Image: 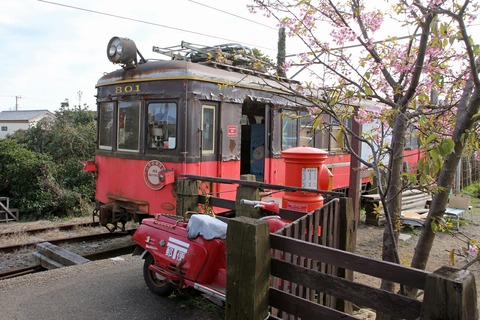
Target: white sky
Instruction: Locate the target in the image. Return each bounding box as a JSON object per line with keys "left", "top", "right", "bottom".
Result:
{"left": 0, "top": 0, "right": 287, "bottom": 112}
{"left": 1, "top": 1, "right": 479, "bottom": 112}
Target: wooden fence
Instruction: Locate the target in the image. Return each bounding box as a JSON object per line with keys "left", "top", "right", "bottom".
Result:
{"left": 176, "top": 175, "right": 478, "bottom": 320}
{"left": 237, "top": 206, "right": 477, "bottom": 319}
{"left": 0, "top": 197, "right": 20, "bottom": 223}
{"left": 269, "top": 198, "right": 352, "bottom": 316}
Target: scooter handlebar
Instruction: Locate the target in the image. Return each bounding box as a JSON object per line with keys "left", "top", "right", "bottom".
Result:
{"left": 240, "top": 199, "right": 279, "bottom": 214}
{"left": 240, "top": 199, "right": 259, "bottom": 206}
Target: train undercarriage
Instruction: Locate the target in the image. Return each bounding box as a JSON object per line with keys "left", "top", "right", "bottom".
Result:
{"left": 94, "top": 197, "right": 149, "bottom": 233}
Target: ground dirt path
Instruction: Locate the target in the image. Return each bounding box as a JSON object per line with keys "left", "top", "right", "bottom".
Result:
{"left": 355, "top": 196, "right": 480, "bottom": 316}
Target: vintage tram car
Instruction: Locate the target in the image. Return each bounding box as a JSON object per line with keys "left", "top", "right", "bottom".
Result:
{"left": 84, "top": 37, "right": 418, "bottom": 231}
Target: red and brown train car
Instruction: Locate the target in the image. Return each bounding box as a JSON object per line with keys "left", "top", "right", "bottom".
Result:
{"left": 85, "top": 37, "right": 419, "bottom": 231}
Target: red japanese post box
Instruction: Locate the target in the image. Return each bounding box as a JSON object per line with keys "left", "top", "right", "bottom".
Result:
{"left": 281, "top": 147, "right": 332, "bottom": 212}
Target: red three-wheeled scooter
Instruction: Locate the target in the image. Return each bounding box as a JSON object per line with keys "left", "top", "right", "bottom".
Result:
{"left": 132, "top": 199, "right": 286, "bottom": 301}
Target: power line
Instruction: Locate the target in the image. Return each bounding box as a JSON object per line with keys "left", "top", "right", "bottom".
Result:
{"left": 36, "top": 0, "right": 275, "bottom": 51}
{"left": 187, "top": 0, "right": 276, "bottom": 30}
{"left": 0, "top": 95, "right": 59, "bottom": 105}
{"left": 288, "top": 34, "right": 423, "bottom": 78}
{"left": 286, "top": 34, "right": 420, "bottom": 58}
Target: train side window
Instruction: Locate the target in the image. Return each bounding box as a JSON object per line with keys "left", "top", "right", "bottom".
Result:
{"left": 281, "top": 111, "right": 298, "bottom": 150}
{"left": 117, "top": 101, "right": 140, "bottom": 152}
{"left": 405, "top": 124, "right": 418, "bottom": 149}
{"left": 202, "top": 105, "right": 215, "bottom": 154}
{"left": 299, "top": 113, "right": 315, "bottom": 147}
{"left": 99, "top": 102, "right": 114, "bottom": 150}
{"left": 147, "top": 102, "right": 177, "bottom": 149}
{"left": 329, "top": 117, "right": 351, "bottom": 152}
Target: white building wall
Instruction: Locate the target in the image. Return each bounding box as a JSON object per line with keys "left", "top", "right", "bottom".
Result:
{"left": 0, "top": 122, "right": 31, "bottom": 139}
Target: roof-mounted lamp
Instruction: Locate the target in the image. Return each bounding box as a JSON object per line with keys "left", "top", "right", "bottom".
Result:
{"left": 107, "top": 37, "right": 138, "bottom": 68}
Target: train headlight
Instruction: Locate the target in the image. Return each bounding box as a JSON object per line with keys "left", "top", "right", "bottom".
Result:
{"left": 107, "top": 37, "right": 138, "bottom": 67}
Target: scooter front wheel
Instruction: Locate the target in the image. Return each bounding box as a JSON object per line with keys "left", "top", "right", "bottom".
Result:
{"left": 143, "top": 253, "right": 175, "bottom": 296}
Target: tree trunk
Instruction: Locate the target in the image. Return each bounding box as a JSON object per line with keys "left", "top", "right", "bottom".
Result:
{"left": 383, "top": 110, "right": 408, "bottom": 264}
{"left": 376, "top": 110, "right": 408, "bottom": 320}
{"left": 409, "top": 85, "right": 480, "bottom": 295}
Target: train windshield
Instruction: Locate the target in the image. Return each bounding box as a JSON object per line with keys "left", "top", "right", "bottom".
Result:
{"left": 98, "top": 102, "right": 114, "bottom": 150}
{"left": 147, "top": 102, "right": 177, "bottom": 150}
{"left": 118, "top": 101, "right": 141, "bottom": 151}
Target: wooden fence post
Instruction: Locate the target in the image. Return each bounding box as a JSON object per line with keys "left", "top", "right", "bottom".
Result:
{"left": 421, "top": 266, "right": 478, "bottom": 319}
{"left": 235, "top": 174, "right": 260, "bottom": 218}
{"left": 336, "top": 197, "right": 355, "bottom": 314}
{"left": 176, "top": 179, "right": 198, "bottom": 217}
{"left": 226, "top": 216, "right": 270, "bottom": 320}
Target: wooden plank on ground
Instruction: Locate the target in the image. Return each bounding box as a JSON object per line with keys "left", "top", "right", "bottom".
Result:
{"left": 33, "top": 252, "right": 65, "bottom": 270}
{"left": 36, "top": 242, "right": 90, "bottom": 268}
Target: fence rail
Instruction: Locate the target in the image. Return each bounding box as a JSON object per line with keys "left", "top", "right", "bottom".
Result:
{"left": 264, "top": 203, "right": 476, "bottom": 320}
{"left": 269, "top": 234, "right": 426, "bottom": 319}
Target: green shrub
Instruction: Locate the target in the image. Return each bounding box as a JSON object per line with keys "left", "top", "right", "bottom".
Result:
{"left": 462, "top": 181, "right": 480, "bottom": 197}
{"left": 0, "top": 139, "right": 56, "bottom": 219}
{"left": 0, "top": 104, "right": 96, "bottom": 220}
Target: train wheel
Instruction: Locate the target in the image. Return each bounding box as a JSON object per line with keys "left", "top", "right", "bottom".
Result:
{"left": 143, "top": 254, "right": 175, "bottom": 296}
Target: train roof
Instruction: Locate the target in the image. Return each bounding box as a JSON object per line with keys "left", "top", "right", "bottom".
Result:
{"left": 96, "top": 59, "right": 299, "bottom": 94}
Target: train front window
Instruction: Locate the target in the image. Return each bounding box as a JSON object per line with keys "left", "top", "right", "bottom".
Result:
{"left": 282, "top": 111, "right": 298, "bottom": 150}
{"left": 118, "top": 101, "right": 140, "bottom": 151}
{"left": 99, "top": 102, "right": 114, "bottom": 150}
{"left": 147, "top": 102, "right": 177, "bottom": 149}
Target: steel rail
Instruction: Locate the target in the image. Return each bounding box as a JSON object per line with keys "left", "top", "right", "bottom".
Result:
{"left": 0, "top": 243, "right": 137, "bottom": 280}
{"left": 0, "top": 229, "right": 136, "bottom": 254}
{"left": 0, "top": 222, "right": 100, "bottom": 238}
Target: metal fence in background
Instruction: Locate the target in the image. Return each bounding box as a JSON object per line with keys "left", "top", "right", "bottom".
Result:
{"left": 456, "top": 156, "right": 480, "bottom": 192}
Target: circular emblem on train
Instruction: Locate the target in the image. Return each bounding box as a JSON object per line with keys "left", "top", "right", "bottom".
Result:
{"left": 144, "top": 160, "right": 167, "bottom": 190}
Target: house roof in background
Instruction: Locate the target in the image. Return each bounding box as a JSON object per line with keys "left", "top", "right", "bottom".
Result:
{"left": 0, "top": 110, "right": 55, "bottom": 122}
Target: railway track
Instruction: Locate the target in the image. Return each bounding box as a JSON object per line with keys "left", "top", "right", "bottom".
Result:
{"left": 0, "top": 225, "right": 138, "bottom": 280}
{"left": 0, "top": 243, "right": 137, "bottom": 280}
{"left": 0, "top": 265, "right": 42, "bottom": 280}
{"left": 0, "top": 221, "right": 100, "bottom": 238}
{"left": 0, "top": 228, "right": 136, "bottom": 254}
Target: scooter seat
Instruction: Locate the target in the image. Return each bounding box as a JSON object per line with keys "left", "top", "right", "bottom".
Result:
{"left": 187, "top": 214, "right": 227, "bottom": 240}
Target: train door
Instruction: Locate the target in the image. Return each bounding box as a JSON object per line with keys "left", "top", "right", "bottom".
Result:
{"left": 196, "top": 103, "right": 217, "bottom": 198}
{"left": 218, "top": 102, "right": 242, "bottom": 180}
{"left": 200, "top": 103, "right": 217, "bottom": 168}
{"left": 240, "top": 101, "right": 267, "bottom": 182}
{"left": 199, "top": 101, "right": 242, "bottom": 200}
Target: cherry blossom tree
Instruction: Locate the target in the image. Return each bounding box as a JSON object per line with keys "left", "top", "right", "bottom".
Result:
{"left": 250, "top": 0, "right": 480, "bottom": 303}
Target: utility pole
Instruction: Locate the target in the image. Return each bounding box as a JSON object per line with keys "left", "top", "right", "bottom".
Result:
{"left": 77, "top": 91, "right": 83, "bottom": 107}
{"left": 15, "top": 96, "right": 22, "bottom": 110}
{"left": 276, "top": 27, "right": 286, "bottom": 78}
